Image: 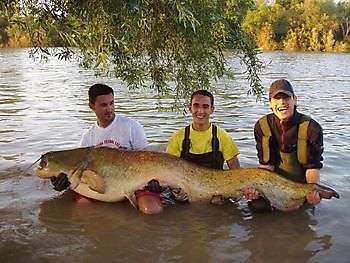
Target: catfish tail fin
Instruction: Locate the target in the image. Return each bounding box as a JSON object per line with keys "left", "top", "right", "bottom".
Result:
{"left": 314, "top": 184, "right": 339, "bottom": 199}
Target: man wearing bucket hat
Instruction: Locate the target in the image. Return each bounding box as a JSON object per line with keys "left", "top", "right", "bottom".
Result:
{"left": 245, "top": 79, "right": 324, "bottom": 211}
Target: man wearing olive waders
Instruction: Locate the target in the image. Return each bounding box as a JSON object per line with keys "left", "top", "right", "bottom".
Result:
{"left": 246, "top": 79, "right": 324, "bottom": 212}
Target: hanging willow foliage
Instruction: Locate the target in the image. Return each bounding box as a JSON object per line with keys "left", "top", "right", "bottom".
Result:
{"left": 17, "top": 0, "right": 264, "bottom": 103}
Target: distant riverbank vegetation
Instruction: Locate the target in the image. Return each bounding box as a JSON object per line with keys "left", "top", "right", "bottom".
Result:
{"left": 242, "top": 0, "right": 350, "bottom": 52}
{"left": 1, "top": 0, "right": 349, "bottom": 52}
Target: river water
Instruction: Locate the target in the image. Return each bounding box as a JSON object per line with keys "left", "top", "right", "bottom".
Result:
{"left": 0, "top": 49, "right": 349, "bottom": 262}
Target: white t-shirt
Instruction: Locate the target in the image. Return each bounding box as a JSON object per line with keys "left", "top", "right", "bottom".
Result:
{"left": 79, "top": 115, "right": 148, "bottom": 150}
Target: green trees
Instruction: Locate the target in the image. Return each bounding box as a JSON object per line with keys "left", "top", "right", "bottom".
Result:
{"left": 335, "top": 1, "right": 350, "bottom": 47}
{"left": 1, "top": 1, "right": 349, "bottom": 100}
{"left": 0, "top": 13, "right": 9, "bottom": 46}
{"left": 0, "top": 0, "right": 31, "bottom": 47}
{"left": 13, "top": 0, "right": 263, "bottom": 101}
{"left": 284, "top": 0, "right": 340, "bottom": 52}
{"left": 243, "top": 3, "right": 287, "bottom": 50}
{"left": 242, "top": 0, "right": 349, "bottom": 52}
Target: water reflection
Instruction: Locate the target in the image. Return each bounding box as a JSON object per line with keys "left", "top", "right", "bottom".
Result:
{"left": 244, "top": 210, "right": 330, "bottom": 262}
{"left": 39, "top": 196, "right": 237, "bottom": 261}
{"left": 35, "top": 191, "right": 333, "bottom": 263}
{"left": 0, "top": 85, "right": 26, "bottom": 118}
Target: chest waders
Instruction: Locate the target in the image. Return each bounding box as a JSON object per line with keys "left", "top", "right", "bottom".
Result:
{"left": 258, "top": 115, "right": 311, "bottom": 183}
{"left": 180, "top": 125, "right": 224, "bottom": 169}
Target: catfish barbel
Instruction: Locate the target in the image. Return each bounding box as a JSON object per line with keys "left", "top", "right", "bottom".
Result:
{"left": 33, "top": 147, "right": 339, "bottom": 211}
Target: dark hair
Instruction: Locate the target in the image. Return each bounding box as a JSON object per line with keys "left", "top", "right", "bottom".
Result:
{"left": 88, "top": 84, "right": 114, "bottom": 104}
{"left": 190, "top": 90, "right": 214, "bottom": 107}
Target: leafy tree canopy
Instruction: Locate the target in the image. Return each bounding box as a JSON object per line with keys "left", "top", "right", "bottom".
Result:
{"left": 18, "top": 0, "right": 263, "bottom": 104}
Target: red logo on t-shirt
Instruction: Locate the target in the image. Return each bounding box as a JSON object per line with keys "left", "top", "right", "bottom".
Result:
{"left": 95, "top": 140, "right": 124, "bottom": 149}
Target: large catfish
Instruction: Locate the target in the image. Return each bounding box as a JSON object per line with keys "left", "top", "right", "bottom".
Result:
{"left": 33, "top": 147, "right": 339, "bottom": 211}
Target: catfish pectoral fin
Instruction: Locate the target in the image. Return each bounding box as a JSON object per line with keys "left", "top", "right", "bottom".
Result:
{"left": 81, "top": 170, "right": 106, "bottom": 194}
{"left": 259, "top": 191, "right": 305, "bottom": 212}
{"left": 272, "top": 201, "right": 304, "bottom": 212}
{"left": 68, "top": 168, "right": 82, "bottom": 190}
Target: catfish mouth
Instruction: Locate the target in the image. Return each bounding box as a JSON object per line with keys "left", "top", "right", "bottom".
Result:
{"left": 37, "top": 155, "right": 48, "bottom": 170}
{"left": 33, "top": 166, "right": 47, "bottom": 178}
{"left": 33, "top": 155, "right": 54, "bottom": 179}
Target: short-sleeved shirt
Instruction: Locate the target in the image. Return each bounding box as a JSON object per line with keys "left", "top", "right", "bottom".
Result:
{"left": 166, "top": 124, "right": 240, "bottom": 161}
{"left": 80, "top": 115, "right": 148, "bottom": 150}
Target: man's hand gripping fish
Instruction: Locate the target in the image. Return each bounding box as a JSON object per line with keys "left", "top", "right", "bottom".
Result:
{"left": 33, "top": 147, "right": 339, "bottom": 211}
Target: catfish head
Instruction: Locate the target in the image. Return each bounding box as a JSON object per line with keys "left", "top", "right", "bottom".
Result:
{"left": 33, "top": 148, "right": 91, "bottom": 179}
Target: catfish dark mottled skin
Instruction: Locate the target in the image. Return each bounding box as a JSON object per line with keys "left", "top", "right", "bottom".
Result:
{"left": 34, "top": 147, "right": 339, "bottom": 211}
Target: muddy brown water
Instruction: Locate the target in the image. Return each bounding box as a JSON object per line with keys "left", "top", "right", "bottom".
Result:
{"left": 1, "top": 49, "right": 349, "bottom": 262}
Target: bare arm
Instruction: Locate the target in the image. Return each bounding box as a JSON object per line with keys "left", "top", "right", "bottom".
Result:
{"left": 226, "top": 156, "right": 240, "bottom": 169}
{"left": 305, "top": 168, "right": 321, "bottom": 205}
{"left": 305, "top": 168, "right": 320, "bottom": 183}
{"left": 259, "top": 164, "right": 274, "bottom": 171}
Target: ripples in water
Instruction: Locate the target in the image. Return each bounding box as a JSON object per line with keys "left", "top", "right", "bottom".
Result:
{"left": 1, "top": 49, "right": 350, "bottom": 262}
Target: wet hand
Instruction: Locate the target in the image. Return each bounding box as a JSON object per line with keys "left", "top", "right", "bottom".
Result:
{"left": 306, "top": 191, "right": 321, "bottom": 205}
{"left": 244, "top": 187, "right": 260, "bottom": 200}
{"left": 258, "top": 164, "right": 274, "bottom": 171}
{"left": 145, "top": 179, "right": 162, "bottom": 194}
{"left": 210, "top": 195, "right": 225, "bottom": 205}
{"left": 50, "top": 173, "right": 70, "bottom": 191}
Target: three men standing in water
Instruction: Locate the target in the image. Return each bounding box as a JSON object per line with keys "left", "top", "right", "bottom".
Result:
{"left": 51, "top": 79, "right": 324, "bottom": 213}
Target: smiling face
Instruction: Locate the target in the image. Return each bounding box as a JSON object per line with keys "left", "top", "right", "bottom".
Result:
{"left": 189, "top": 94, "right": 214, "bottom": 131}
{"left": 89, "top": 93, "right": 115, "bottom": 128}
{"left": 269, "top": 93, "right": 297, "bottom": 121}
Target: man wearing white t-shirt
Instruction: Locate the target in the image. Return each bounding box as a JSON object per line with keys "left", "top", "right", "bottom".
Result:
{"left": 51, "top": 84, "right": 163, "bottom": 214}
{"left": 80, "top": 110, "right": 148, "bottom": 150}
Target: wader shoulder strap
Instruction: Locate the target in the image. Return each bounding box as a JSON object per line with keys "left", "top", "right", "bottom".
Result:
{"left": 181, "top": 125, "right": 191, "bottom": 158}
{"left": 211, "top": 125, "right": 219, "bottom": 160}
{"left": 297, "top": 115, "right": 311, "bottom": 165}
{"left": 258, "top": 116, "right": 271, "bottom": 163}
